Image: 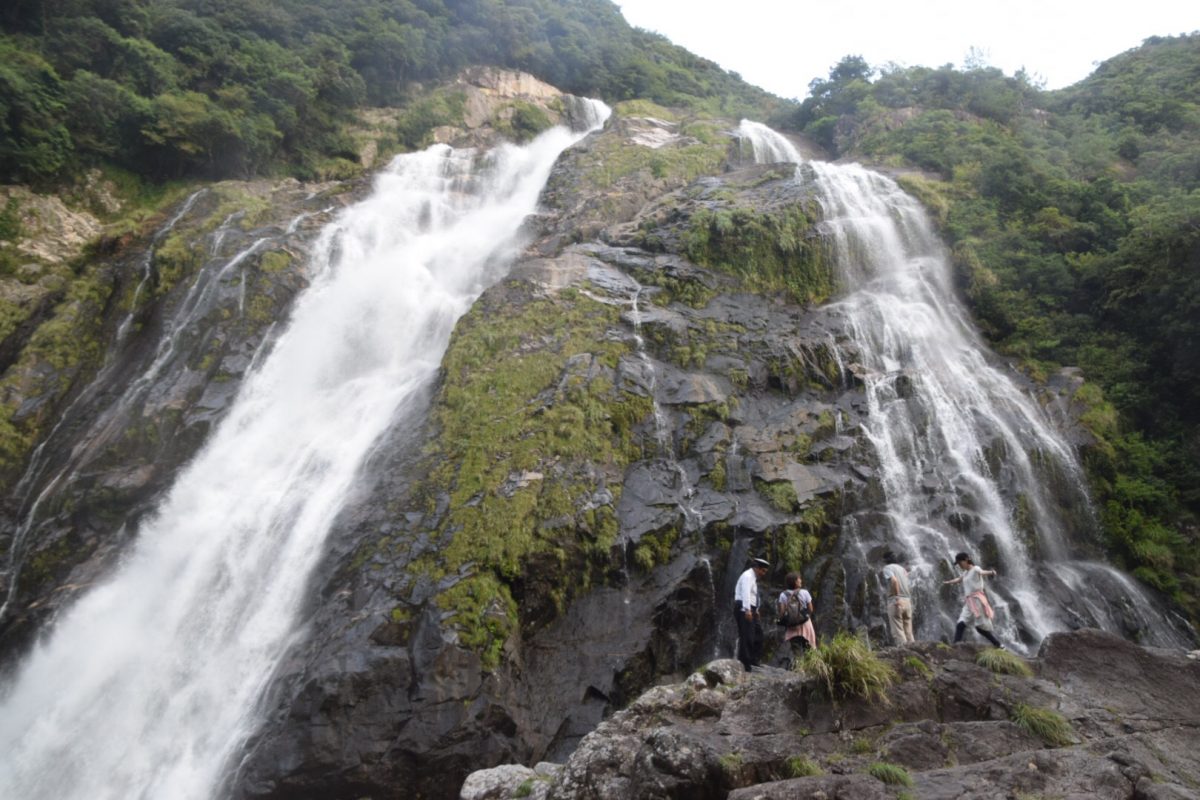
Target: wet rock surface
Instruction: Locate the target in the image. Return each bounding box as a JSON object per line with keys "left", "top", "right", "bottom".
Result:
{"left": 0, "top": 178, "right": 352, "bottom": 656}
{"left": 466, "top": 631, "right": 1200, "bottom": 800}
{"left": 0, "top": 95, "right": 1193, "bottom": 800}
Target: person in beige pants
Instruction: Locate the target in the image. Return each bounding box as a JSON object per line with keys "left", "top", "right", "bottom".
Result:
{"left": 882, "top": 550, "right": 915, "bottom": 644}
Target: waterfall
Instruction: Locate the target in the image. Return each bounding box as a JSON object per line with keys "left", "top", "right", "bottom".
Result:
{"left": 0, "top": 100, "right": 609, "bottom": 800}
{"left": 627, "top": 286, "right": 701, "bottom": 530}
{"left": 738, "top": 121, "right": 1193, "bottom": 650}
{"left": 3, "top": 224, "right": 288, "bottom": 622}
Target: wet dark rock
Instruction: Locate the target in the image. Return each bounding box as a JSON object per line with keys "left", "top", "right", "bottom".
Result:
{"left": 0, "top": 180, "right": 347, "bottom": 658}
{"left": 467, "top": 631, "right": 1200, "bottom": 800}
{"left": 2, "top": 90, "right": 1193, "bottom": 800}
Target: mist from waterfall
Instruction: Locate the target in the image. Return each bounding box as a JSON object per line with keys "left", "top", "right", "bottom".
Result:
{"left": 0, "top": 102, "right": 609, "bottom": 800}
{"left": 738, "top": 120, "right": 1192, "bottom": 650}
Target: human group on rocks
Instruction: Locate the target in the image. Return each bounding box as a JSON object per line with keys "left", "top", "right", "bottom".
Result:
{"left": 731, "top": 547, "right": 1006, "bottom": 670}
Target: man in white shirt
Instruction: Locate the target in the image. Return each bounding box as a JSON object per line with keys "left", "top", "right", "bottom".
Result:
{"left": 881, "top": 550, "right": 915, "bottom": 645}
{"left": 734, "top": 557, "right": 769, "bottom": 671}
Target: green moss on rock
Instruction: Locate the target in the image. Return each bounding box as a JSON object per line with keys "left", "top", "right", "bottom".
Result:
{"left": 683, "top": 204, "right": 833, "bottom": 304}
{"left": 415, "top": 285, "right": 659, "bottom": 667}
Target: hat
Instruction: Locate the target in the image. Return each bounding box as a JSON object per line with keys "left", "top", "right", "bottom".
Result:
{"left": 750, "top": 557, "right": 770, "bottom": 569}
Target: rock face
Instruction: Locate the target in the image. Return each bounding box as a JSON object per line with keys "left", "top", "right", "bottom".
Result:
{"left": 0, "top": 178, "right": 352, "bottom": 655}
{"left": 0, "top": 82, "right": 1192, "bottom": 800}
{"left": 463, "top": 630, "right": 1200, "bottom": 800}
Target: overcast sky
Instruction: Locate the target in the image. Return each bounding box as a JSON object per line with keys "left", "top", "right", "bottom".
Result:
{"left": 616, "top": 0, "right": 1197, "bottom": 99}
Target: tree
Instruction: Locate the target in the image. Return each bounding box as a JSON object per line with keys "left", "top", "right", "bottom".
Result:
{"left": 0, "top": 42, "right": 72, "bottom": 180}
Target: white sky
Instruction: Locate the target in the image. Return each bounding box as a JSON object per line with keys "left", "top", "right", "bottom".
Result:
{"left": 616, "top": 0, "right": 1198, "bottom": 98}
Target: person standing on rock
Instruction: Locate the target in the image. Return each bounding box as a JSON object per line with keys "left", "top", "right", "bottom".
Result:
{"left": 778, "top": 572, "right": 817, "bottom": 664}
{"left": 882, "top": 550, "right": 915, "bottom": 645}
{"left": 944, "top": 552, "right": 1004, "bottom": 648}
{"left": 734, "top": 557, "right": 769, "bottom": 671}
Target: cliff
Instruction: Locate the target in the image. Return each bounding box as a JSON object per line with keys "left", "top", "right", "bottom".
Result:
{"left": 0, "top": 67, "right": 1193, "bottom": 800}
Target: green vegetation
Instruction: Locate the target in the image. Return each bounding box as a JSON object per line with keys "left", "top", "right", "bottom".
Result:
{"left": 407, "top": 286, "right": 658, "bottom": 667}
{"left": 902, "top": 654, "right": 933, "bottom": 679}
{"left": 718, "top": 751, "right": 744, "bottom": 776}
{"left": 0, "top": 0, "right": 785, "bottom": 184}
{"left": 785, "top": 756, "right": 822, "bottom": 778}
{"left": 581, "top": 110, "right": 731, "bottom": 190}
{"left": 683, "top": 204, "right": 833, "bottom": 304}
{"left": 772, "top": 505, "right": 827, "bottom": 573}
{"left": 851, "top": 736, "right": 875, "bottom": 754}
{"left": 787, "top": 36, "right": 1200, "bottom": 619}
{"left": 976, "top": 647, "right": 1035, "bottom": 678}
{"left": 1011, "top": 703, "right": 1075, "bottom": 747}
{"left": 798, "top": 630, "right": 896, "bottom": 703}
{"left": 866, "top": 761, "right": 914, "bottom": 787}
{"left": 0, "top": 267, "right": 113, "bottom": 479}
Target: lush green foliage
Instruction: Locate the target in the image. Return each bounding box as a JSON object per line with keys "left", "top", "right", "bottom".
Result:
{"left": 798, "top": 630, "right": 896, "bottom": 702}
{"left": 0, "top": 0, "right": 783, "bottom": 182}
{"left": 789, "top": 36, "right": 1200, "bottom": 618}
{"left": 976, "top": 647, "right": 1034, "bottom": 678}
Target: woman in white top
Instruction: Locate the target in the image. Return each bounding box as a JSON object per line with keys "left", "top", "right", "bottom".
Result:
{"left": 943, "top": 551, "right": 1003, "bottom": 647}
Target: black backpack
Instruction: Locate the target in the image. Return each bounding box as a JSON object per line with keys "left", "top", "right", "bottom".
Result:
{"left": 780, "top": 590, "right": 810, "bottom": 627}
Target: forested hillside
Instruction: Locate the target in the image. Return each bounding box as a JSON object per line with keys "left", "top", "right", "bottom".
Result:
{"left": 0, "top": 0, "right": 780, "bottom": 183}
{"left": 789, "top": 34, "right": 1200, "bottom": 617}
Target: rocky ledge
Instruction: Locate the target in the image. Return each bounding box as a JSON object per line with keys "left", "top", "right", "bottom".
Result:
{"left": 462, "top": 629, "right": 1200, "bottom": 800}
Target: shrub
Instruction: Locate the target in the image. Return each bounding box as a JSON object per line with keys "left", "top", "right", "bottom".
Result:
{"left": 866, "top": 762, "right": 914, "bottom": 787}
{"left": 1011, "top": 703, "right": 1075, "bottom": 747}
{"left": 798, "top": 631, "right": 896, "bottom": 703}
{"left": 785, "top": 756, "right": 822, "bottom": 778}
{"left": 976, "top": 647, "right": 1034, "bottom": 677}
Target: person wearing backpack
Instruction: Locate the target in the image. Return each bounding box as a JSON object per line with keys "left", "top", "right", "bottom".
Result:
{"left": 778, "top": 572, "right": 816, "bottom": 664}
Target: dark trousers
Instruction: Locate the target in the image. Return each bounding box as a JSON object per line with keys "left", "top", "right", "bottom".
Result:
{"left": 955, "top": 621, "right": 1002, "bottom": 647}
{"left": 734, "top": 606, "right": 763, "bottom": 670}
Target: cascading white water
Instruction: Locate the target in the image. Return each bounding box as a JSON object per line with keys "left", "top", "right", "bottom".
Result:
{"left": 0, "top": 101, "right": 609, "bottom": 800}
{"left": 2, "top": 217, "right": 298, "bottom": 621}
{"left": 738, "top": 120, "right": 1191, "bottom": 649}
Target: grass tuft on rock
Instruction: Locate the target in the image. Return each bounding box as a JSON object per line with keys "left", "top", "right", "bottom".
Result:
{"left": 977, "top": 647, "right": 1034, "bottom": 677}
{"left": 866, "top": 761, "right": 913, "bottom": 787}
{"left": 798, "top": 630, "right": 896, "bottom": 703}
{"left": 1011, "top": 703, "right": 1075, "bottom": 747}
{"left": 785, "top": 756, "right": 822, "bottom": 778}
{"left": 902, "top": 654, "right": 933, "bottom": 679}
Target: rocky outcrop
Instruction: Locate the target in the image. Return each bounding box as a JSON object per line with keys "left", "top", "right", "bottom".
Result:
{"left": 349, "top": 68, "right": 599, "bottom": 167}
{"left": 463, "top": 630, "right": 1200, "bottom": 800}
